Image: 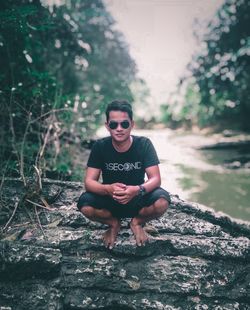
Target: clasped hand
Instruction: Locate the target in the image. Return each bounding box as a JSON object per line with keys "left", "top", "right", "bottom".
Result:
{"left": 109, "top": 183, "right": 138, "bottom": 204}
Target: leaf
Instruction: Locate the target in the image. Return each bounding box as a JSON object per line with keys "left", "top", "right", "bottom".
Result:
{"left": 45, "top": 218, "right": 62, "bottom": 228}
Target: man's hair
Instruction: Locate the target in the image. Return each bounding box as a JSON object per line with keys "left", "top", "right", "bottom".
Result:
{"left": 105, "top": 100, "right": 133, "bottom": 121}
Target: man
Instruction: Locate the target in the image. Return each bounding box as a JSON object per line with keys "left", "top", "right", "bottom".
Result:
{"left": 77, "top": 100, "right": 171, "bottom": 249}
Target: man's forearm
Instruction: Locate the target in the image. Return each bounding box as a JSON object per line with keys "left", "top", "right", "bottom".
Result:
{"left": 142, "top": 165, "right": 161, "bottom": 194}
{"left": 85, "top": 179, "right": 111, "bottom": 196}
{"left": 141, "top": 176, "right": 161, "bottom": 194}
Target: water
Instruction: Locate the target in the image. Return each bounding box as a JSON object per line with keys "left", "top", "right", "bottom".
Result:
{"left": 134, "top": 129, "right": 250, "bottom": 222}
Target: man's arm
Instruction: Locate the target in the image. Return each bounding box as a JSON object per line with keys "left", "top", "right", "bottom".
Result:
{"left": 85, "top": 167, "right": 126, "bottom": 196}
{"left": 113, "top": 165, "right": 161, "bottom": 204}
{"left": 142, "top": 164, "right": 161, "bottom": 193}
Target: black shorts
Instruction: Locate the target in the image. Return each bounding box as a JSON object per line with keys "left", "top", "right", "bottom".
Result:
{"left": 77, "top": 187, "right": 171, "bottom": 218}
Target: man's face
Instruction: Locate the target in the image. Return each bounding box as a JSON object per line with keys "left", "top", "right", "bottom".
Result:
{"left": 105, "top": 110, "right": 134, "bottom": 143}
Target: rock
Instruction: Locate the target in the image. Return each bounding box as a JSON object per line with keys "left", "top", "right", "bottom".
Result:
{"left": 223, "top": 157, "right": 250, "bottom": 170}
{"left": 224, "top": 160, "right": 242, "bottom": 169}
{"left": 0, "top": 241, "right": 62, "bottom": 280}
{"left": 0, "top": 179, "right": 250, "bottom": 310}
{"left": 197, "top": 140, "right": 250, "bottom": 150}
{"left": 222, "top": 129, "right": 235, "bottom": 137}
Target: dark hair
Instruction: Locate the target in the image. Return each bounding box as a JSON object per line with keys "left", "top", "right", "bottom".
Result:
{"left": 105, "top": 100, "right": 133, "bottom": 121}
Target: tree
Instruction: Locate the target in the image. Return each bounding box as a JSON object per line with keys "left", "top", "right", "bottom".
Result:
{"left": 0, "top": 0, "right": 137, "bottom": 181}
{"left": 189, "top": 0, "right": 250, "bottom": 130}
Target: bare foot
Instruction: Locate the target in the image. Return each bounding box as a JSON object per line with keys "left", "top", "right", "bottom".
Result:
{"left": 130, "top": 222, "right": 149, "bottom": 246}
{"left": 103, "top": 222, "right": 121, "bottom": 249}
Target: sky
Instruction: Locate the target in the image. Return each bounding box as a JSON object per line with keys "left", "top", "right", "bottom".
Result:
{"left": 105, "top": 0, "right": 224, "bottom": 107}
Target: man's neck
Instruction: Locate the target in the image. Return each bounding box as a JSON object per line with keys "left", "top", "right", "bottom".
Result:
{"left": 112, "top": 136, "right": 133, "bottom": 152}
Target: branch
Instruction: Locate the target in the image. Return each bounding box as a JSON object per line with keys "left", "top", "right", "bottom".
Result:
{"left": 6, "top": 100, "right": 21, "bottom": 167}
{"left": 20, "top": 112, "right": 33, "bottom": 187}
{"left": 35, "top": 206, "right": 46, "bottom": 239}
{"left": 33, "top": 165, "right": 42, "bottom": 191}
{"left": 0, "top": 156, "right": 11, "bottom": 202}
{"left": 38, "top": 123, "right": 53, "bottom": 160}
{"left": 30, "top": 108, "right": 74, "bottom": 124}
{"left": 25, "top": 198, "right": 53, "bottom": 211}
{"left": 2, "top": 200, "right": 19, "bottom": 232}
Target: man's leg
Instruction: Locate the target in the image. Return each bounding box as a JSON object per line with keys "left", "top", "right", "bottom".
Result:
{"left": 130, "top": 198, "right": 169, "bottom": 246}
{"left": 80, "top": 206, "right": 120, "bottom": 249}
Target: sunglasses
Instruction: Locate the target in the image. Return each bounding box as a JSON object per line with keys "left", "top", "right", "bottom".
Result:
{"left": 108, "top": 120, "right": 130, "bottom": 130}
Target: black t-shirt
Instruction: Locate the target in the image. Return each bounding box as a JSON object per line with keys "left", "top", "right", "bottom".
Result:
{"left": 87, "top": 135, "right": 160, "bottom": 186}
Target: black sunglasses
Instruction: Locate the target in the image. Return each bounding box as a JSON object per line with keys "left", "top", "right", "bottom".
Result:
{"left": 108, "top": 120, "right": 130, "bottom": 130}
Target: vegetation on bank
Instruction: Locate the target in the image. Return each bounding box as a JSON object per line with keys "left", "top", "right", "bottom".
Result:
{"left": 160, "top": 0, "right": 250, "bottom": 131}
{"left": 0, "top": 0, "right": 139, "bottom": 182}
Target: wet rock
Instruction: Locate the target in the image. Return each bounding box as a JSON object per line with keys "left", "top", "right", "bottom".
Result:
{"left": 197, "top": 139, "right": 250, "bottom": 150}
{"left": 0, "top": 179, "right": 250, "bottom": 310}
{"left": 222, "top": 129, "right": 235, "bottom": 137}
{"left": 224, "top": 160, "right": 242, "bottom": 169}
{"left": 223, "top": 158, "right": 250, "bottom": 170}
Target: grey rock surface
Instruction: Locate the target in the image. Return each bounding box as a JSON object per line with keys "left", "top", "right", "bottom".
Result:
{"left": 0, "top": 178, "right": 249, "bottom": 310}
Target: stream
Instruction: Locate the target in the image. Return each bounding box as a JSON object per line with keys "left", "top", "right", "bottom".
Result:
{"left": 136, "top": 129, "right": 250, "bottom": 222}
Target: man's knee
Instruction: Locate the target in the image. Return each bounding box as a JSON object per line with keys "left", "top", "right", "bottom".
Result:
{"left": 154, "top": 198, "right": 169, "bottom": 216}
{"left": 80, "top": 206, "right": 95, "bottom": 218}
{"left": 138, "top": 198, "right": 169, "bottom": 218}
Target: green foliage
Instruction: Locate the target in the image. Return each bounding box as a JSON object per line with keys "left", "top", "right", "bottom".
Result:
{"left": 160, "top": 105, "right": 172, "bottom": 124}
{"left": 161, "top": 0, "right": 250, "bottom": 130}
{"left": 189, "top": 0, "right": 250, "bottom": 129}
{"left": 0, "top": 0, "right": 137, "bottom": 181}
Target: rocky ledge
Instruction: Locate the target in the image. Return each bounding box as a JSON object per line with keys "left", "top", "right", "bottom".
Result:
{"left": 0, "top": 179, "right": 249, "bottom": 310}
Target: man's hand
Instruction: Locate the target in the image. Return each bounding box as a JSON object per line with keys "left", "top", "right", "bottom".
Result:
{"left": 113, "top": 185, "right": 139, "bottom": 204}
{"left": 105, "top": 183, "right": 127, "bottom": 197}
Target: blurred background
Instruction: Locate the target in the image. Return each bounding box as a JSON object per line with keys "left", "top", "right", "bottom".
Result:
{"left": 0, "top": 0, "right": 249, "bottom": 221}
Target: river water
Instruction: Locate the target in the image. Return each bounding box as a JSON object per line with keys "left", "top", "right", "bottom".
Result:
{"left": 97, "top": 128, "right": 250, "bottom": 222}
{"left": 135, "top": 129, "right": 250, "bottom": 222}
